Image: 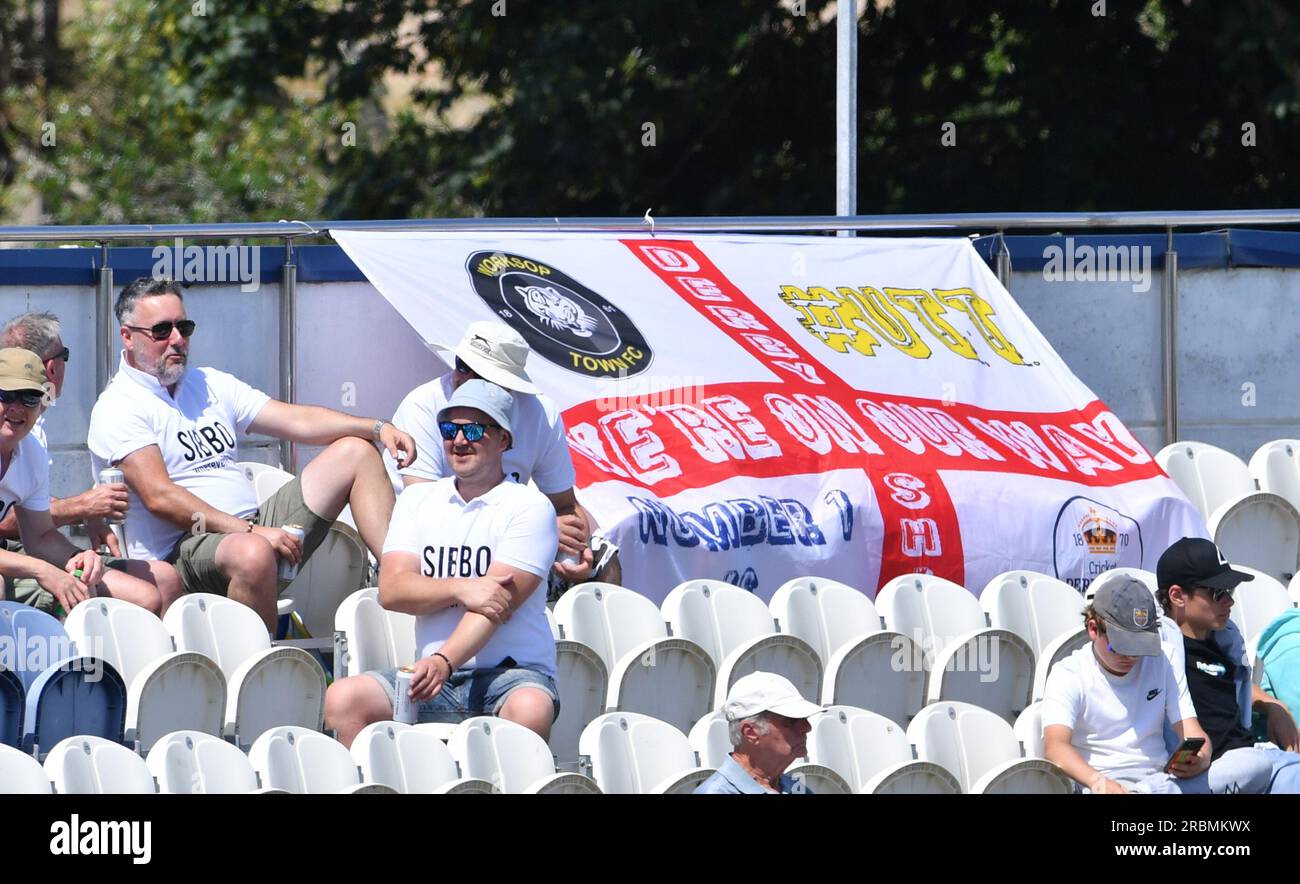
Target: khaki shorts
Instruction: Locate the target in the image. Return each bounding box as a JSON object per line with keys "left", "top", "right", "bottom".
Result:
{"left": 169, "top": 476, "right": 332, "bottom": 597}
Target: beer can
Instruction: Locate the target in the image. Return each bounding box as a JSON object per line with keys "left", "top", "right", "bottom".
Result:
{"left": 394, "top": 665, "right": 418, "bottom": 724}
{"left": 278, "top": 523, "right": 306, "bottom": 582}
{"left": 98, "top": 468, "right": 126, "bottom": 525}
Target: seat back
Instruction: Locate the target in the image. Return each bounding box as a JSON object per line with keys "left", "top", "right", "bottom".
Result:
{"left": 163, "top": 594, "right": 269, "bottom": 681}
{"left": 1250, "top": 439, "right": 1300, "bottom": 512}
{"left": 908, "top": 701, "right": 1024, "bottom": 791}
{"left": 131, "top": 653, "right": 227, "bottom": 751}
{"left": 1210, "top": 494, "right": 1300, "bottom": 585}
{"left": 64, "top": 598, "right": 174, "bottom": 687}
{"left": 146, "top": 730, "right": 259, "bottom": 794}
{"left": 239, "top": 461, "right": 295, "bottom": 502}
{"left": 770, "top": 576, "right": 881, "bottom": 661}
{"left": 24, "top": 658, "right": 127, "bottom": 754}
{"left": 606, "top": 637, "right": 716, "bottom": 738}
{"left": 1230, "top": 566, "right": 1296, "bottom": 644}
{"left": 1032, "top": 626, "right": 1089, "bottom": 701}
{"left": 334, "top": 588, "right": 417, "bottom": 677}
{"left": 449, "top": 716, "right": 558, "bottom": 793}
{"left": 1086, "top": 568, "right": 1158, "bottom": 603}
{"left": 1014, "top": 702, "right": 1046, "bottom": 758}
{"left": 551, "top": 640, "right": 608, "bottom": 769}
{"left": 687, "top": 710, "right": 731, "bottom": 769}
{"left": 661, "top": 579, "right": 775, "bottom": 665}
{"left": 0, "top": 742, "right": 51, "bottom": 793}
{"left": 579, "top": 712, "right": 697, "bottom": 794}
{"left": 0, "top": 602, "right": 76, "bottom": 691}
{"left": 876, "top": 575, "right": 985, "bottom": 663}
{"left": 248, "top": 725, "right": 361, "bottom": 794}
{"left": 807, "top": 704, "right": 915, "bottom": 790}
{"left": 553, "top": 583, "right": 666, "bottom": 671}
{"left": 286, "top": 524, "right": 369, "bottom": 639}
{"left": 44, "top": 735, "right": 155, "bottom": 794}
{"left": 0, "top": 668, "right": 22, "bottom": 749}
{"left": 1155, "top": 441, "right": 1255, "bottom": 518}
{"left": 980, "top": 571, "right": 1086, "bottom": 657}
{"left": 823, "top": 631, "right": 926, "bottom": 725}
{"left": 351, "top": 721, "right": 461, "bottom": 793}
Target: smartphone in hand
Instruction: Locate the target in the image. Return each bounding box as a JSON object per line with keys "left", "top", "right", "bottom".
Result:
{"left": 1164, "top": 737, "right": 1206, "bottom": 773}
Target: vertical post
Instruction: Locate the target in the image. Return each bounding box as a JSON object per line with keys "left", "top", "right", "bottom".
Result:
{"left": 995, "top": 230, "right": 1011, "bottom": 290}
{"left": 836, "top": 0, "right": 858, "bottom": 236}
{"left": 96, "top": 242, "right": 113, "bottom": 393}
{"left": 280, "top": 239, "right": 297, "bottom": 472}
{"left": 1162, "top": 228, "right": 1179, "bottom": 446}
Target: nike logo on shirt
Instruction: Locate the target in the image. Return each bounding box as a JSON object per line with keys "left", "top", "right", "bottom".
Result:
{"left": 1147, "top": 688, "right": 1162, "bottom": 700}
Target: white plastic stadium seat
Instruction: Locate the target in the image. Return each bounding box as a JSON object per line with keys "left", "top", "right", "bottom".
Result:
{"left": 238, "top": 460, "right": 294, "bottom": 501}
{"left": 351, "top": 721, "right": 495, "bottom": 794}
{"left": 784, "top": 762, "right": 854, "bottom": 795}
{"left": 1290, "top": 573, "right": 1300, "bottom": 608}
{"left": 1249, "top": 439, "right": 1300, "bottom": 513}
{"left": 43, "top": 735, "right": 156, "bottom": 794}
{"left": 909, "top": 701, "right": 1072, "bottom": 794}
{"left": 545, "top": 606, "right": 561, "bottom": 639}
{"left": 556, "top": 583, "right": 715, "bottom": 735}
{"left": 146, "top": 730, "right": 261, "bottom": 794}
{"left": 550, "top": 640, "right": 608, "bottom": 770}
{"left": 806, "top": 704, "right": 959, "bottom": 795}
{"left": 579, "top": 712, "right": 713, "bottom": 794}
{"left": 449, "top": 717, "right": 600, "bottom": 794}
{"left": 1229, "top": 566, "right": 1296, "bottom": 645}
{"left": 877, "top": 574, "right": 1033, "bottom": 722}
{"left": 688, "top": 710, "right": 732, "bottom": 769}
{"left": 164, "top": 594, "right": 327, "bottom": 750}
{"left": 1014, "top": 702, "right": 1047, "bottom": 758}
{"left": 249, "top": 725, "right": 396, "bottom": 794}
{"left": 662, "top": 579, "right": 820, "bottom": 708}
{"left": 1086, "top": 568, "right": 1158, "bottom": 603}
{"left": 1032, "top": 626, "right": 1089, "bottom": 701}
{"left": 1155, "top": 441, "right": 1257, "bottom": 520}
{"left": 0, "top": 602, "right": 76, "bottom": 692}
{"left": 1208, "top": 494, "right": 1300, "bottom": 585}
{"left": 333, "top": 587, "right": 417, "bottom": 679}
{"left": 980, "top": 570, "right": 1086, "bottom": 657}
{"left": 65, "top": 598, "right": 226, "bottom": 751}
{"left": 770, "top": 575, "right": 924, "bottom": 723}
{"left": 0, "top": 743, "right": 52, "bottom": 793}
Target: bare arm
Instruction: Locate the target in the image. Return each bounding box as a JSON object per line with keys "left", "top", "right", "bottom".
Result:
{"left": 11, "top": 506, "right": 102, "bottom": 611}
{"left": 378, "top": 549, "right": 512, "bottom": 621}
{"left": 1253, "top": 684, "right": 1299, "bottom": 752}
{"left": 118, "top": 445, "right": 253, "bottom": 535}
{"left": 546, "top": 487, "right": 595, "bottom": 578}
{"left": 0, "top": 486, "right": 129, "bottom": 538}
{"left": 249, "top": 400, "right": 416, "bottom": 467}
{"left": 1043, "top": 724, "right": 1128, "bottom": 794}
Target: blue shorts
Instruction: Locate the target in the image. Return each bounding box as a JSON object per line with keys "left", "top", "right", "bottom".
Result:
{"left": 367, "top": 664, "right": 560, "bottom": 725}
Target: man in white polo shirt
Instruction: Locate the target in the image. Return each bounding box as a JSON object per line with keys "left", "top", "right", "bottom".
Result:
{"left": 87, "top": 277, "right": 418, "bottom": 632}
{"left": 387, "top": 321, "right": 593, "bottom": 582}
{"left": 326, "top": 379, "right": 560, "bottom": 747}
{"left": 0, "top": 349, "right": 179, "bottom": 616}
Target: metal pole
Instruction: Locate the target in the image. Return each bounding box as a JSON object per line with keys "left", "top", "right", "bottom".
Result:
{"left": 995, "top": 230, "right": 1011, "bottom": 290}
{"left": 280, "top": 240, "right": 297, "bottom": 472}
{"left": 836, "top": 0, "right": 858, "bottom": 235}
{"left": 1162, "top": 228, "right": 1179, "bottom": 446}
{"left": 96, "top": 242, "right": 113, "bottom": 393}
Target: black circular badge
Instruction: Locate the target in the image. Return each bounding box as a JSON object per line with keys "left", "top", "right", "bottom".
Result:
{"left": 466, "top": 251, "right": 653, "bottom": 378}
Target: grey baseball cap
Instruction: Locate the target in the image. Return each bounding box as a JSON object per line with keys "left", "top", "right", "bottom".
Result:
{"left": 1093, "top": 577, "right": 1161, "bottom": 656}
{"left": 437, "top": 379, "right": 515, "bottom": 434}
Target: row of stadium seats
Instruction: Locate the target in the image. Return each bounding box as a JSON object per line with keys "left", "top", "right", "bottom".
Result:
{"left": 1156, "top": 439, "right": 1300, "bottom": 584}
{"left": 0, "top": 699, "right": 1070, "bottom": 795}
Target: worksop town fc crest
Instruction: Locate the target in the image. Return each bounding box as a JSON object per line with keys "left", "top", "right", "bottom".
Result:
{"left": 466, "top": 251, "right": 653, "bottom": 378}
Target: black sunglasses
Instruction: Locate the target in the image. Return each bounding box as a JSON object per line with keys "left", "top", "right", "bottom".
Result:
{"left": 438, "top": 421, "right": 497, "bottom": 443}
{"left": 454, "top": 357, "right": 478, "bottom": 376}
{"left": 1193, "top": 586, "right": 1236, "bottom": 603}
{"left": 124, "top": 320, "right": 197, "bottom": 341}
{"left": 50, "top": 346, "right": 69, "bottom": 363}
{"left": 0, "top": 389, "right": 44, "bottom": 408}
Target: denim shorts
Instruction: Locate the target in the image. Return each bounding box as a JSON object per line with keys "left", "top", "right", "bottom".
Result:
{"left": 367, "top": 664, "right": 560, "bottom": 724}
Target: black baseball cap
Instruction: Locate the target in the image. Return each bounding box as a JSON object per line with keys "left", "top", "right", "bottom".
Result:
{"left": 1156, "top": 537, "right": 1255, "bottom": 593}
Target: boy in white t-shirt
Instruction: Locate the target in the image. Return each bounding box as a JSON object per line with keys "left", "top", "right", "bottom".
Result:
{"left": 325, "top": 380, "right": 560, "bottom": 747}
{"left": 1043, "top": 577, "right": 1270, "bottom": 794}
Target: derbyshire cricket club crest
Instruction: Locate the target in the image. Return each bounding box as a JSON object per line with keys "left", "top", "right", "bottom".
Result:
{"left": 466, "top": 251, "right": 653, "bottom": 378}
{"left": 1052, "top": 496, "right": 1144, "bottom": 594}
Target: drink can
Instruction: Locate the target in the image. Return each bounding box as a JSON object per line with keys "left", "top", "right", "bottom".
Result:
{"left": 98, "top": 468, "right": 126, "bottom": 525}
{"left": 278, "top": 523, "right": 306, "bottom": 582}
{"left": 394, "top": 665, "right": 418, "bottom": 724}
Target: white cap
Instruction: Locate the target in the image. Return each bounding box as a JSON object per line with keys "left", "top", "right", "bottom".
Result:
{"left": 437, "top": 379, "right": 515, "bottom": 434}
{"left": 723, "top": 672, "right": 822, "bottom": 722}
{"left": 433, "top": 320, "right": 539, "bottom": 395}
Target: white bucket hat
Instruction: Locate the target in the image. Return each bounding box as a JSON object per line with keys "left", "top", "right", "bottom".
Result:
{"left": 432, "top": 320, "right": 539, "bottom": 395}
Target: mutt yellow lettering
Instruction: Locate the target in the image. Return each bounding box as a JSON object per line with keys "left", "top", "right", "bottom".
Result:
{"left": 779, "top": 284, "right": 883, "bottom": 357}
{"left": 882, "top": 288, "right": 979, "bottom": 360}
{"left": 845, "top": 287, "right": 931, "bottom": 359}
{"left": 935, "top": 288, "right": 1027, "bottom": 366}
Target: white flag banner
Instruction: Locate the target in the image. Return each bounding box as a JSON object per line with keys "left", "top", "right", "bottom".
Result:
{"left": 333, "top": 230, "right": 1205, "bottom": 603}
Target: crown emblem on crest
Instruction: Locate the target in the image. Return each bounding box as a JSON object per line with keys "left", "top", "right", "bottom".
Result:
{"left": 1079, "top": 507, "right": 1118, "bottom": 555}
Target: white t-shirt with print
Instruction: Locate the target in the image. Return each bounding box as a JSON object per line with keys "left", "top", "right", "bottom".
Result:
{"left": 86, "top": 354, "right": 271, "bottom": 560}
{"left": 0, "top": 432, "right": 52, "bottom": 524}
{"left": 385, "top": 374, "right": 576, "bottom": 496}
{"left": 1041, "top": 643, "right": 1197, "bottom": 780}
{"left": 382, "top": 477, "right": 558, "bottom": 678}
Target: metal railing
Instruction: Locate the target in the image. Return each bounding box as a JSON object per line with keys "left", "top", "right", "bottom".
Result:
{"left": 4, "top": 208, "right": 1300, "bottom": 456}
